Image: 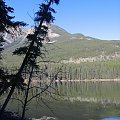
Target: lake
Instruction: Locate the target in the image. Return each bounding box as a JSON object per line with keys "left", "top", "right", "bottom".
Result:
{"left": 1, "top": 81, "right": 120, "bottom": 120}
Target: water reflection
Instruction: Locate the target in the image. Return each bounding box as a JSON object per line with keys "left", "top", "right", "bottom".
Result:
{"left": 2, "top": 81, "right": 120, "bottom": 120}
{"left": 6, "top": 99, "right": 120, "bottom": 120}
{"left": 101, "top": 118, "right": 120, "bottom": 120}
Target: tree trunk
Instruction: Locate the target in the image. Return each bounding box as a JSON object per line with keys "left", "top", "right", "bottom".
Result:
{"left": 21, "top": 67, "right": 33, "bottom": 120}
{"left": 0, "top": 84, "right": 15, "bottom": 117}
{"left": 0, "top": 0, "right": 54, "bottom": 118}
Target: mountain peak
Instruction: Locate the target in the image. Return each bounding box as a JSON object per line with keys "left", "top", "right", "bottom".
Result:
{"left": 3, "top": 24, "right": 102, "bottom": 52}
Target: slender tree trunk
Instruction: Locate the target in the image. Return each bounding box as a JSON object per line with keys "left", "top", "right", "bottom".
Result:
{"left": 0, "top": 0, "right": 53, "bottom": 117}
{"left": 0, "top": 84, "right": 16, "bottom": 117}
{"left": 0, "top": 0, "right": 52, "bottom": 97}
{"left": 21, "top": 67, "right": 33, "bottom": 120}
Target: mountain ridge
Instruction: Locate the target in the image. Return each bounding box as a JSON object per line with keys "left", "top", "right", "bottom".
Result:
{"left": 3, "top": 24, "right": 101, "bottom": 48}
{"left": 2, "top": 24, "right": 120, "bottom": 67}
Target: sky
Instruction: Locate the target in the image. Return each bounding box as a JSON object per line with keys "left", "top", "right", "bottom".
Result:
{"left": 6, "top": 0, "right": 120, "bottom": 40}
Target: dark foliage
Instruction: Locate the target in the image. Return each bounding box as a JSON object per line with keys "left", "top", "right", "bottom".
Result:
{"left": 0, "top": 0, "right": 60, "bottom": 119}
{"left": 0, "top": 0, "right": 26, "bottom": 33}
{"left": 0, "top": 36, "right": 5, "bottom": 59}
{"left": 0, "top": 0, "right": 26, "bottom": 59}
{"left": 0, "top": 0, "right": 27, "bottom": 87}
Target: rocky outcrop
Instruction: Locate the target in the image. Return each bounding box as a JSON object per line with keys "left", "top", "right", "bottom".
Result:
{"left": 62, "top": 53, "right": 120, "bottom": 64}
{"left": 31, "top": 116, "right": 57, "bottom": 120}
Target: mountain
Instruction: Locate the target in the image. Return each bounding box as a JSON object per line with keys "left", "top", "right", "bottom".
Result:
{"left": 2, "top": 24, "right": 120, "bottom": 67}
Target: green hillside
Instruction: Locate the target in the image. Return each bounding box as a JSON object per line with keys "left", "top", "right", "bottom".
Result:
{"left": 1, "top": 24, "right": 120, "bottom": 67}
{"left": 45, "top": 38, "right": 120, "bottom": 61}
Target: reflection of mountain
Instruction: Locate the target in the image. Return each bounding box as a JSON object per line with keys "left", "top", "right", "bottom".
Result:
{"left": 3, "top": 24, "right": 120, "bottom": 64}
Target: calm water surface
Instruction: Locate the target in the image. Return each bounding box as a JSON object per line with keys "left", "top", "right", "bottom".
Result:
{"left": 2, "top": 81, "right": 120, "bottom": 120}
{"left": 6, "top": 99, "right": 120, "bottom": 120}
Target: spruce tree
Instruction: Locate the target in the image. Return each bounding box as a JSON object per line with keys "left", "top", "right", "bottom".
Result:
{"left": 0, "top": 0, "right": 26, "bottom": 56}
{"left": 0, "top": 0, "right": 26, "bottom": 91}
{"left": 0, "top": 0, "right": 60, "bottom": 118}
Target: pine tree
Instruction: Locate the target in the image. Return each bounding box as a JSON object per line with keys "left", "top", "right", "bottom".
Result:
{"left": 0, "top": 0, "right": 60, "bottom": 118}
{"left": 0, "top": 0, "right": 26, "bottom": 92}
{"left": 0, "top": 0, "right": 26, "bottom": 56}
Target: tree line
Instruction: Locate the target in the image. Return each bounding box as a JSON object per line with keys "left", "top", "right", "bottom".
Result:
{"left": 2, "top": 60, "right": 120, "bottom": 81}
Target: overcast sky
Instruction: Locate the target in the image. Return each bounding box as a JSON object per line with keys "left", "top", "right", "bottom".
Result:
{"left": 6, "top": 0, "right": 120, "bottom": 40}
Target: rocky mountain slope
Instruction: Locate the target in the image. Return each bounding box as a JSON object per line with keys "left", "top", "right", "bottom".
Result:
{"left": 3, "top": 24, "right": 99, "bottom": 51}
{"left": 2, "top": 24, "right": 120, "bottom": 66}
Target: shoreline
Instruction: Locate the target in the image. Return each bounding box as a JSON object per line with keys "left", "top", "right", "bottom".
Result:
{"left": 28, "top": 78, "right": 120, "bottom": 84}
